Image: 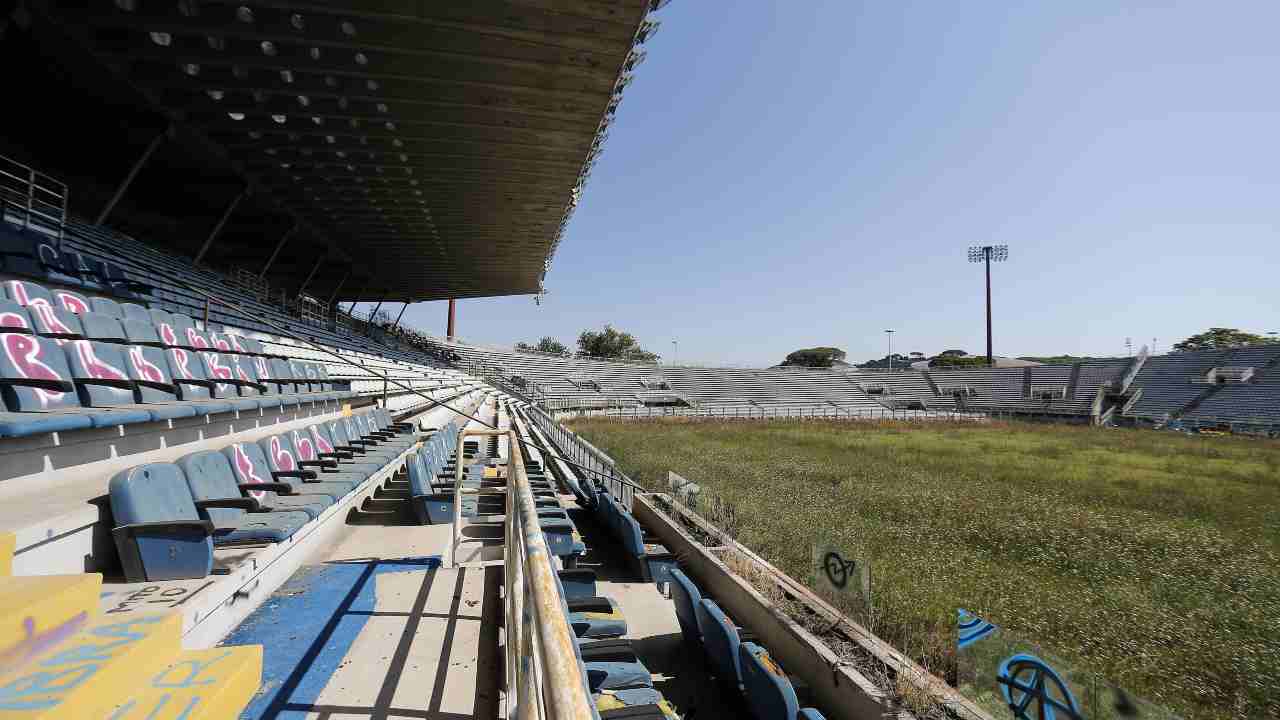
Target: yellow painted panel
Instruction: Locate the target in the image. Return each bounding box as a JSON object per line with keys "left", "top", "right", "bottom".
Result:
{"left": 0, "top": 534, "right": 13, "bottom": 577}
{"left": 0, "top": 612, "right": 181, "bottom": 719}
{"left": 0, "top": 574, "right": 102, "bottom": 677}
{"left": 102, "top": 645, "right": 263, "bottom": 720}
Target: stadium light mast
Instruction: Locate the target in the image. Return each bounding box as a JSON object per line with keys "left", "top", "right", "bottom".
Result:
{"left": 885, "top": 329, "right": 895, "bottom": 371}
{"left": 967, "top": 245, "right": 1008, "bottom": 367}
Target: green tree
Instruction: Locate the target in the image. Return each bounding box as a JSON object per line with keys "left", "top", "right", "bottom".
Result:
{"left": 781, "top": 347, "right": 847, "bottom": 368}
{"left": 516, "top": 336, "right": 569, "bottom": 355}
{"left": 577, "top": 325, "right": 660, "bottom": 362}
{"left": 1173, "top": 328, "right": 1278, "bottom": 352}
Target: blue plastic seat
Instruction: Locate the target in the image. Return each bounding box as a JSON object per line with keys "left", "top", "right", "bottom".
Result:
{"left": 0, "top": 410, "right": 92, "bottom": 437}
{"left": 63, "top": 340, "right": 194, "bottom": 421}
{"left": 108, "top": 463, "right": 215, "bottom": 582}
{"left": 739, "top": 642, "right": 799, "bottom": 720}
{"left": 52, "top": 289, "right": 91, "bottom": 315}
{"left": 286, "top": 426, "right": 374, "bottom": 482}
{"left": 406, "top": 451, "right": 456, "bottom": 524}
{"left": 223, "top": 440, "right": 339, "bottom": 507}
{"left": 258, "top": 434, "right": 360, "bottom": 499}
{"left": 198, "top": 351, "right": 266, "bottom": 411}
{"left": 618, "top": 513, "right": 677, "bottom": 584}
{"left": 0, "top": 301, "right": 33, "bottom": 333}
{"left": 567, "top": 596, "right": 628, "bottom": 639}
{"left": 6, "top": 281, "right": 85, "bottom": 340}
{"left": 123, "top": 318, "right": 163, "bottom": 346}
{"left": 90, "top": 297, "right": 124, "bottom": 319}
{"left": 0, "top": 333, "right": 151, "bottom": 428}
{"left": 79, "top": 311, "right": 128, "bottom": 343}
{"left": 120, "top": 302, "right": 151, "bottom": 324}
{"left": 125, "top": 344, "right": 231, "bottom": 416}
{"left": 669, "top": 569, "right": 704, "bottom": 647}
{"left": 698, "top": 599, "right": 746, "bottom": 693}
{"left": 175, "top": 450, "right": 312, "bottom": 544}
{"left": 179, "top": 449, "right": 327, "bottom": 519}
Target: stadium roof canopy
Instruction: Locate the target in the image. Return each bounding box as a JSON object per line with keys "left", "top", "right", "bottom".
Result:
{"left": 2, "top": 0, "right": 661, "bottom": 302}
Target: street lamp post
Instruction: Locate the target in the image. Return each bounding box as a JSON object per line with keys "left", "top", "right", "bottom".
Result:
{"left": 967, "top": 245, "right": 1009, "bottom": 367}
{"left": 885, "top": 329, "right": 895, "bottom": 371}
{"left": 671, "top": 340, "right": 677, "bottom": 366}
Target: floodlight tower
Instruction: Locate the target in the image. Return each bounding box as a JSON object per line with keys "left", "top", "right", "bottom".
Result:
{"left": 967, "top": 245, "right": 1008, "bottom": 367}
{"left": 885, "top": 329, "right": 895, "bottom": 371}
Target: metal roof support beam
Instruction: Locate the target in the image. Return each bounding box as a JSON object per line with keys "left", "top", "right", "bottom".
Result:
{"left": 367, "top": 294, "right": 386, "bottom": 323}
{"left": 259, "top": 223, "right": 297, "bottom": 279}
{"left": 95, "top": 128, "right": 166, "bottom": 226}
{"left": 194, "top": 189, "right": 245, "bottom": 266}
{"left": 388, "top": 302, "right": 410, "bottom": 335}
{"left": 326, "top": 270, "right": 350, "bottom": 307}
{"left": 296, "top": 254, "right": 325, "bottom": 297}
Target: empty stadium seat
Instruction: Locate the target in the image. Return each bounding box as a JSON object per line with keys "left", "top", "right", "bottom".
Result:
{"left": 0, "top": 300, "right": 32, "bottom": 332}
{"left": 178, "top": 449, "right": 327, "bottom": 520}
{"left": 109, "top": 463, "right": 215, "bottom": 582}
{"left": 669, "top": 568, "right": 704, "bottom": 647}
{"left": 259, "top": 433, "right": 363, "bottom": 499}
{"left": 223, "top": 440, "right": 342, "bottom": 509}
{"left": 63, "top": 339, "right": 195, "bottom": 420}
{"left": 125, "top": 344, "right": 232, "bottom": 416}
{"left": 0, "top": 332, "right": 153, "bottom": 429}
{"left": 699, "top": 599, "right": 747, "bottom": 693}
{"left": 739, "top": 642, "right": 824, "bottom": 720}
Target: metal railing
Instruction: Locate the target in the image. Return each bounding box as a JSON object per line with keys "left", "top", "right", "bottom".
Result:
{"left": 0, "top": 154, "right": 67, "bottom": 246}
{"left": 522, "top": 404, "right": 639, "bottom": 510}
{"left": 446, "top": 415, "right": 595, "bottom": 719}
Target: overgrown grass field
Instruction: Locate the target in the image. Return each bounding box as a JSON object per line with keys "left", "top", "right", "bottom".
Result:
{"left": 567, "top": 418, "right": 1280, "bottom": 720}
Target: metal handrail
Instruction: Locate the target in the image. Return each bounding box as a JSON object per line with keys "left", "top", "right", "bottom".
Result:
{"left": 440, "top": 405, "right": 594, "bottom": 718}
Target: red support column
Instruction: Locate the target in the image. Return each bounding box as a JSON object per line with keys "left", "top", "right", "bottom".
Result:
{"left": 447, "top": 298, "right": 456, "bottom": 340}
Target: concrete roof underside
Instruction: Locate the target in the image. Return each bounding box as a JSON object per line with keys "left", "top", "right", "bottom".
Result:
{"left": 15, "top": 0, "right": 658, "bottom": 302}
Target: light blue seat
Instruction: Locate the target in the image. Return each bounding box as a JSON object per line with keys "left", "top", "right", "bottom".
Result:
{"left": 306, "top": 423, "right": 384, "bottom": 475}
{"left": 90, "top": 296, "right": 124, "bottom": 319}
{"left": 51, "top": 288, "right": 91, "bottom": 315}
{"left": 125, "top": 344, "right": 231, "bottom": 416}
{"left": 0, "top": 410, "right": 92, "bottom": 437}
{"left": 669, "top": 568, "right": 704, "bottom": 647}
{"left": 123, "top": 318, "right": 163, "bottom": 346}
{"left": 0, "top": 333, "right": 152, "bottom": 429}
{"left": 63, "top": 340, "right": 195, "bottom": 421}
{"left": 179, "top": 449, "right": 327, "bottom": 520}
{"left": 79, "top": 311, "right": 128, "bottom": 343}
{"left": 257, "top": 433, "right": 361, "bottom": 498}
{"left": 223, "top": 440, "right": 340, "bottom": 507}
{"left": 567, "top": 596, "right": 628, "bottom": 639}
{"left": 286, "top": 426, "right": 373, "bottom": 482}
{"left": 175, "top": 449, "right": 311, "bottom": 544}
{"left": 109, "top": 463, "right": 215, "bottom": 582}
{"left": 619, "top": 512, "right": 677, "bottom": 585}
{"left": 199, "top": 350, "right": 267, "bottom": 411}
{"left": 699, "top": 599, "right": 746, "bottom": 693}
{"left": 797, "top": 709, "right": 827, "bottom": 719}
{"left": 739, "top": 642, "right": 799, "bottom": 720}
{"left": 120, "top": 302, "right": 151, "bottom": 324}
{"left": 0, "top": 300, "right": 33, "bottom": 333}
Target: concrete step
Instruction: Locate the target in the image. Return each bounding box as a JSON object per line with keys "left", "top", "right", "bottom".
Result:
{"left": 0, "top": 573, "right": 104, "bottom": 672}
{"left": 0, "top": 612, "right": 182, "bottom": 718}
{"left": 104, "top": 645, "right": 262, "bottom": 720}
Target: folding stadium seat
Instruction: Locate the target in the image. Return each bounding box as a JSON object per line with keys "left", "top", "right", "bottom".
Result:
{"left": 258, "top": 433, "right": 362, "bottom": 499}
{"left": 124, "top": 344, "right": 232, "bottom": 416}
{"left": 62, "top": 339, "right": 197, "bottom": 421}
{"left": 738, "top": 642, "right": 824, "bottom": 720}
{"left": 618, "top": 512, "right": 677, "bottom": 584}
{"left": 0, "top": 332, "right": 152, "bottom": 429}
{"left": 222, "top": 440, "right": 346, "bottom": 505}
{"left": 324, "top": 419, "right": 395, "bottom": 462}
{"left": 52, "top": 288, "right": 91, "bottom": 315}
{"left": 698, "top": 599, "right": 747, "bottom": 694}
{"left": 179, "top": 449, "right": 328, "bottom": 519}
{"left": 593, "top": 687, "right": 679, "bottom": 718}
{"left": 163, "top": 347, "right": 251, "bottom": 412}
{"left": 90, "top": 297, "right": 124, "bottom": 319}
{"left": 200, "top": 350, "right": 272, "bottom": 410}
{"left": 797, "top": 710, "right": 827, "bottom": 719}
{"left": 406, "top": 450, "right": 455, "bottom": 524}
{"left": 286, "top": 426, "right": 375, "bottom": 483}
{"left": 108, "top": 463, "right": 216, "bottom": 582}
{"left": 181, "top": 463, "right": 312, "bottom": 547}
{"left": 123, "top": 317, "right": 163, "bottom": 346}
{"left": 79, "top": 311, "right": 129, "bottom": 343}
{"left": 669, "top": 569, "right": 705, "bottom": 647}
{"left": 0, "top": 300, "right": 33, "bottom": 333}
{"left": 120, "top": 302, "right": 150, "bottom": 323}
{"left": 5, "top": 280, "right": 85, "bottom": 340}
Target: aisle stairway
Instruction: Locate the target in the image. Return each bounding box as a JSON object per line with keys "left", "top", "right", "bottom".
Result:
{"left": 0, "top": 532, "right": 262, "bottom": 718}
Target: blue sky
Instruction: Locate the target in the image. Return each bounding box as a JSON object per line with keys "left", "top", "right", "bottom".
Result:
{"left": 370, "top": 1, "right": 1280, "bottom": 367}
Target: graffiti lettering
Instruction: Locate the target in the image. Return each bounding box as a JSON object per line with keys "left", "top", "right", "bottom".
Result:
{"left": 2, "top": 333, "right": 65, "bottom": 407}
